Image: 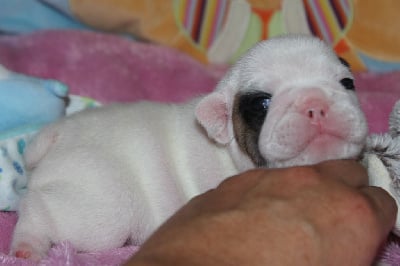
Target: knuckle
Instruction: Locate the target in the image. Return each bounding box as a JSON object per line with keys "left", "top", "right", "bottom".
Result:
{"left": 344, "top": 192, "right": 379, "bottom": 226}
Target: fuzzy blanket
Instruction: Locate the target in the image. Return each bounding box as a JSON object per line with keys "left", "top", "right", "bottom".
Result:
{"left": 0, "top": 30, "right": 399, "bottom": 265}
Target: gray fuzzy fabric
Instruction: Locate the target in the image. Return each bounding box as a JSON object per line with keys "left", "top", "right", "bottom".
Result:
{"left": 363, "top": 100, "right": 400, "bottom": 265}
{"left": 364, "top": 100, "right": 400, "bottom": 197}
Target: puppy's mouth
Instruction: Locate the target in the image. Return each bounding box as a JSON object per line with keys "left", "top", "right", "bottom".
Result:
{"left": 293, "top": 132, "right": 347, "bottom": 156}
{"left": 263, "top": 133, "right": 359, "bottom": 168}
{"left": 301, "top": 136, "right": 360, "bottom": 166}
{"left": 260, "top": 113, "right": 366, "bottom": 168}
{"left": 300, "top": 132, "right": 346, "bottom": 156}
{"left": 303, "top": 126, "right": 346, "bottom": 147}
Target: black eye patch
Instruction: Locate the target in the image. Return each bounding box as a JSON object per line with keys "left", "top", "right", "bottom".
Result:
{"left": 340, "top": 78, "right": 355, "bottom": 91}
{"left": 238, "top": 91, "right": 272, "bottom": 132}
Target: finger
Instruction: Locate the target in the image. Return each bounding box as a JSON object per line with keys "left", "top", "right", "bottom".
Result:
{"left": 195, "top": 170, "right": 266, "bottom": 209}
{"left": 360, "top": 186, "right": 398, "bottom": 236}
{"left": 187, "top": 169, "right": 272, "bottom": 215}
{"left": 216, "top": 169, "right": 266, "bottom": 193}
{"left": 314, "top": 159, "right": 368, "bottom": 187}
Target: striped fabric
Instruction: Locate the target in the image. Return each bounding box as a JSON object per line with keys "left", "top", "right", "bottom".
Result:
{"left": 175, "top": 0, "right": 230, "bottom": 49}
{"left": 303, "top": 0, "right": 352, "bottom": 44}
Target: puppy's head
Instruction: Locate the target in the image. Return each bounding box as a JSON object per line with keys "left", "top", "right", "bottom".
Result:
{"left": 196, "top": 34, "right": 368, "bottom": 168}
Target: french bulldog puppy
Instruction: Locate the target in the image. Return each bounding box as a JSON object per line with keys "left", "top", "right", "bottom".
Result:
{"left": 10, "top": 35, "right": 368, "bottom": 260}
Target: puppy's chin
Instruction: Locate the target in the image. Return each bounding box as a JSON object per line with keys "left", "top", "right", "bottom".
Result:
{"left": 265, "top": 137, "right": 363, "bottom": 168}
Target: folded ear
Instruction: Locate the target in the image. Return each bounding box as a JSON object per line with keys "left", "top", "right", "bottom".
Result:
{"left": 196, "top": 64, "right": 240, "bottom": 145}
{"left": 389, "top": 100, "right": 400, "bottom": 137}
{"left": 195, "top": 91, "right": 231, "bottom": 145}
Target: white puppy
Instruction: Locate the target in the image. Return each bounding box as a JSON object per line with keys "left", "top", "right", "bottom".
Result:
{"left": 11, "top": 35, "right": 368, "bottom": 260}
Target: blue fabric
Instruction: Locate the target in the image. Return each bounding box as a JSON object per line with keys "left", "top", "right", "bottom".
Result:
{"left": 0, "top": 0, "right": 88, "bottom": 34}
{"left": 358, "top": 52, "right": 400, "bottom": 73}
{"left": 0, "top": 66, "right": 68, "bottom": 132}
{"left": 40, "top": 0, "right": 73, "bottom": 16}
{"left": 0, "top": 133, "right": 34, "bottom": 211}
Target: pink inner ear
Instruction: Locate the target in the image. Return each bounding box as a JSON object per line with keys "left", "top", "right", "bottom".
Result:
{"left": 195, "top": 92, "right": 230, "bottom": 144}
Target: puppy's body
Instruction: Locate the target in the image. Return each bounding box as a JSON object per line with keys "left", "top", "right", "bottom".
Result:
{"left": 13, "top": 100, "right": 240, "bottom": 258}
{"left": 11, "top": 35, "right": 368, "bottom": 260}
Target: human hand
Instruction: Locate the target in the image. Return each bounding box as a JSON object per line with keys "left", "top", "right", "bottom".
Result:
{"left": 126, "top": 160, "right": 397, "bottom": 266}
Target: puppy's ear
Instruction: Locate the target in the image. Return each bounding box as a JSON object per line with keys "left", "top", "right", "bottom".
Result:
{"left": 196, "top": 65, "right": 240, "bottom": 144}
{"left": 195, "top": 91, "right": 231, "bottom": 144}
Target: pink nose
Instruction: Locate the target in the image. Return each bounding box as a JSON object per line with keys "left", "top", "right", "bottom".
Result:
{"left": 295, "top": 88, "right": 331, "bottom": 125}
{"left": 300, "top": 99, "right": 330, "bottom": 124}
{"left": 307, "top": 106, "right": 327, "bottom": 121}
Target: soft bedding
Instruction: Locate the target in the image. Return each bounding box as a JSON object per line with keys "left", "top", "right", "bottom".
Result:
{"left": 0, "top": 29, "right": 399, "bottom": 265}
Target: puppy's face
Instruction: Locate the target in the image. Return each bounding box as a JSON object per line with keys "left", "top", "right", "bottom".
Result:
{"left": 196, "top": 35, "right": 368, "bottom": 168}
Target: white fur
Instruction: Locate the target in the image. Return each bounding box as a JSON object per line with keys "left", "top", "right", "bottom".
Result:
{"left": 11, "top": 101, "right": 238, "bottom": 258}
{"left": 199, "top": 35, "right": 367, "bottom": 168}
{"left": 11, "top": 35, "right": 368, "bottom": 259}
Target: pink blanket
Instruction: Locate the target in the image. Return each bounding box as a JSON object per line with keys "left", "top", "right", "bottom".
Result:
{"left": 0, "top": 30, "right": 399, "bottom": 265}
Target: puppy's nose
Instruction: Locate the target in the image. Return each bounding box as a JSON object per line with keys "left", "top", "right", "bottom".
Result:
{"left": 306, "top": 104, "right": 327, "bottom": 123}
{"left": 299, "top": 98, "right": 330, "bottom": 125}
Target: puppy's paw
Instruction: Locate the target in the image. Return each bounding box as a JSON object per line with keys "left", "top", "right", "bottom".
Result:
{"left": 11, "top": 242, "right": 43, "bottom": 262}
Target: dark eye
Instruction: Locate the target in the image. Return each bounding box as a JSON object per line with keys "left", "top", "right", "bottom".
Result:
{"left": 238, "top": 92, "right": 272, "bottom": 131}
{"left": 248, "top": 96, "right": 271, "bottom": 112}
{"left": 340, "top": 78, "right": 355, "bottom": 91}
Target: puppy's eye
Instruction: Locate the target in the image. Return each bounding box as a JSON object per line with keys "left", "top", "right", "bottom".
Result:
{"left": 250, "top": 96, "right": 272, "bottom": 111}
{"left": 340, "top": 78, "right": 355, "bottom": 91}
{"left": 240, "top": 92, "right": 272, "bottom": 112}
{"left": 238, "top": 92, "right": 272, "bottom": 131}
